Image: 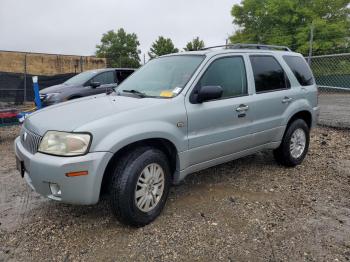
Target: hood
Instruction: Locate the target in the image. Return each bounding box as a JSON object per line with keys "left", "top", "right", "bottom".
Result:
{"left": 24, "top": 94, "right": 165, "bottom": 135}
{"left": 40, "top": 83, "right": 79, "bottom": 94}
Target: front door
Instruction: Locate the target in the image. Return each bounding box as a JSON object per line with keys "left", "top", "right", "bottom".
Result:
{"left": 185, "top": 55, "right": 254, "bottom": 167}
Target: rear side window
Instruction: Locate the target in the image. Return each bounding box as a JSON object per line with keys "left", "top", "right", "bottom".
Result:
{"left": 117, "top": 70, "right": 134, "bottom": 83}
{"left": 199, "top": 56, "right": 247, "bottom": 98}
{"left": 250, "top": 55, "right": 290, "bottom": 93}
{"left": 283, "top": 56, "right": 314, "bottom": 86}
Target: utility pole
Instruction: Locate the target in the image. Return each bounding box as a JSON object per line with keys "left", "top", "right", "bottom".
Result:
{"left": 308, "top": 22, "right": 314, "bottom": 66}
{"left": 143, "top": 53, "right": 146, "bottom": 65}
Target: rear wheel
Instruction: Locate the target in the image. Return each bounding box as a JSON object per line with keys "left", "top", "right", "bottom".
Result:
{"left": 273, "top": 119, "right": 310, "bottom": 167}
{"left": 109, "top": 147, "right": 171, "bottom": 227}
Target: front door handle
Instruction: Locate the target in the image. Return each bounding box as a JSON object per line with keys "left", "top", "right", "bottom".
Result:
{"left": 236, "top": 104, "right": 249, "bottom": 112}
{"left": 282, "top": 97, "right": 293, "bottom": 104}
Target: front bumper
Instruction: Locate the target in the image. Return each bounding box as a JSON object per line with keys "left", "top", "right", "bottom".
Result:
{"left": 14, "top": 137, "right": 113, "bottom": 205}
{"left": 312, "top": 106, "right": 320, "bottom": 128}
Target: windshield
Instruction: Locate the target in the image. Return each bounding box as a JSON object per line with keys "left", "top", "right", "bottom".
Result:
{"left": 64, "top": 70, "right": 99, "bottom": 85}
{"left": 118, "top": 55, "right": 204, "bottom": 98}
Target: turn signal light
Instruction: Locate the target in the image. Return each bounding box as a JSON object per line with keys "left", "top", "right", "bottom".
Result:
{"left": 65, "top": 171, "right": 88, "bottom": 177}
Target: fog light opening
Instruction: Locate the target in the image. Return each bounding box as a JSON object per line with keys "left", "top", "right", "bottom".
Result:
{"left": 49, "top": 183, "right": 61, "bottom": 197}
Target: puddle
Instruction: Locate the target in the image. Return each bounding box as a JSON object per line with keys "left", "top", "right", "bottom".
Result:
{"left": 171, "top": 183, "right": 279, "bottom": 209}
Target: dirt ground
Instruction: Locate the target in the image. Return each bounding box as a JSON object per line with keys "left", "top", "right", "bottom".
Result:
{"left": 0, "top": 125, "right": 350, "bottom": 262}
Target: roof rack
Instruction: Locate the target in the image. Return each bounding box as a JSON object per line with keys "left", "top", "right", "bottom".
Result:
{"left": 201, "top": 43, "right": 291, "bottom": 52}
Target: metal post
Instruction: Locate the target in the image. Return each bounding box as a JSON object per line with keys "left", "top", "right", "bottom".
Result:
{"left": 308, "top": 22, "right": 314, "bottom": 65}
{"left": 23, "top": 53, "right": 27, "bottom": 103}
{"left": 80, "top": 56, "right": 83, "bottom": 72}
{"left": 32, "top": 76, "right": 42, "bottom": 109}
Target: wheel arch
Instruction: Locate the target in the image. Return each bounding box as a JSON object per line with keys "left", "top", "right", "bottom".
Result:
{"left": 287, "top": 110, "right": 312, "bottom": 129}
{"left": 100, "top": 138, "right": 179, "bottom": 196}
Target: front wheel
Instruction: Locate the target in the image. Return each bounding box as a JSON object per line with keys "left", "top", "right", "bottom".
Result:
{"left": 273, "top": 119, "right": 310, "bottom": 167}
{"left": 109, "top": 147, "right": 171, "bottom": 227}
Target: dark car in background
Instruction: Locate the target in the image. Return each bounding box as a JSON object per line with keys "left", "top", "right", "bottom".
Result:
{"left": 39, "top": 68, "right": 135, "bottom": 106}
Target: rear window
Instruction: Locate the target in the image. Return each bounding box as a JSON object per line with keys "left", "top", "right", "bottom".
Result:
{"left": 283, "top": 56, "right": 314, "bottom": 86}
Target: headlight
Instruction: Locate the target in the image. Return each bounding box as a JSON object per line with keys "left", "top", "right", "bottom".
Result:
{"left": 38, "top": 131, "right": 92, "bottom": 156}
{"left": 45, "top": 93, "right": 61, "bottom": 101}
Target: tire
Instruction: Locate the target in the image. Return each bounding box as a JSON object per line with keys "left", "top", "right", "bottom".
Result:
{"left": 109, "top": 147, "right": 171, "bottom": 227}
{"left": 273, "top": 119, "right": 310, "bottom": 167}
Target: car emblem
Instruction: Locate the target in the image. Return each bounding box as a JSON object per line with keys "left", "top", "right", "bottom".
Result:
{"left": 23, "top": 132, "right": 27, "bottom": 141}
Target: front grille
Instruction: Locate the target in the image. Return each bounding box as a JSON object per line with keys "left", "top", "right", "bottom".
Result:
{"left": 20, "top": 127, "right": 42, "bottom": 154}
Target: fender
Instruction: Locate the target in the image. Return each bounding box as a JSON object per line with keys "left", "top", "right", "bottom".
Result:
{"left": 92, "top": 120, "right": 187, "bottom": 154}
{"left": 281, "top": 98, "right": 313, "bottom": 128}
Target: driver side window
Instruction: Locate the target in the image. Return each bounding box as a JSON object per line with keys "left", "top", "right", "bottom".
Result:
{"left": 200, "top": 56, "right": 247, "bottom": 98}
{"left": 91, "top": 71, "right": 115, "bottom": 85}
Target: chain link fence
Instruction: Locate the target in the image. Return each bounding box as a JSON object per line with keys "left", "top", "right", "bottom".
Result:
{"left": 0, "top": 72, "right": 75, "bottom": 106}
{"left": 309, "top": 53, "right": 350, "bottom": 129}
{"left": 309, "top": 53, "right": 350, "bottom": 92}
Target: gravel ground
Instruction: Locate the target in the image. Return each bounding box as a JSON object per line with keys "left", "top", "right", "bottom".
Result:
{"left": 318, "top": 92, "right": 350, "bottom": 129}
{"left": 0, "top": 125, "right": 350, "bottom": 261}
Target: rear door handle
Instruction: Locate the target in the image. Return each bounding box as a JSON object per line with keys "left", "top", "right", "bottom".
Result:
{"left": 236, "top": 104, "right": 249, "bottom": 112}
{"left": 282, "top": 97, "right": 293, "bottom": 104}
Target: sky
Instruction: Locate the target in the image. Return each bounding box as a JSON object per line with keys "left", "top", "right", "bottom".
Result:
{"left": 0, "top": 0, "right": 240, "bottom": 61}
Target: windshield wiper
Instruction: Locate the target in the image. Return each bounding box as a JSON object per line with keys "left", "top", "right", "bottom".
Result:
{"left": 122, "top": 89, "right": 147, "bottom": 98}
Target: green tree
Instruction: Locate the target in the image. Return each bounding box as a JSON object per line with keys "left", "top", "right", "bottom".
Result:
{"left": 148, "top": 36, "right": 179, "bottom": 59}
{"left": 96, "top": 28, "right": 141, "bottom": 68}
{"left": 184, "top": 37, "right": 205, "bottom": 51}
{"left": 229, "top": 0, "right": 350, "bottom": 55}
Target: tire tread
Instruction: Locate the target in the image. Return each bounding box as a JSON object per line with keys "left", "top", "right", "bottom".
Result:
{"left": 109, "top": 146, "right": 170, "bottom": 226}
{"left": 273, "top": 119, "right": 310, "bottom": 167}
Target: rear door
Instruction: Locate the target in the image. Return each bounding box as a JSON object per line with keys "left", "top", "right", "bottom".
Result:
{"left": 185, "top": 55, "right": 256, "bottom": 166}
{"left": 282, "top": 55, "right": 317, "bottom": 108}
{"left": 247, "top": 55, "right": 296, "bottom": 146}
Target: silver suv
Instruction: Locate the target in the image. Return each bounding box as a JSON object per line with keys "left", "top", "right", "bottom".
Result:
{"left": 15, "top": 44, "right": 319, "bottom": 226}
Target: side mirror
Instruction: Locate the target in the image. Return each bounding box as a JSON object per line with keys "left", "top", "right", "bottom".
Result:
{"left": 90, "top": 81, "right": 101, "bottom": 88}
{"left": 196, "top": 85, "right": 223, "bottom": 103}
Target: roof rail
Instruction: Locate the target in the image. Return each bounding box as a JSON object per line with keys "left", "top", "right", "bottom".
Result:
{"left": 201, "top": 43, "right": 291, "bottom": 52}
